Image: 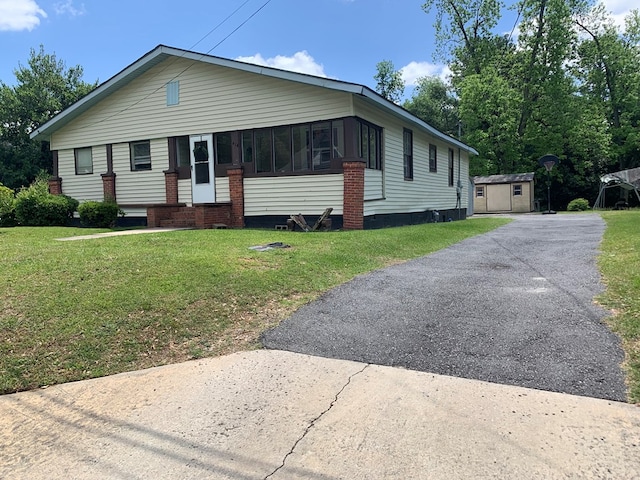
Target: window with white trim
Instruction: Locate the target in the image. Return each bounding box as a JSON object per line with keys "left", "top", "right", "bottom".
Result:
{"left": 166, "top": 81, "right": 179, "bottom": 106}
{"left": 513, "top": 184, "right": 522, "bottom": 196}
{"left": 476, "top": 186, "right": 484, "bottom": 197}
{"left": 130, "top": 141, "right": 151, "bottom": 171}
{"left": 75, "top": 147, "right": 93, "bottom": 175}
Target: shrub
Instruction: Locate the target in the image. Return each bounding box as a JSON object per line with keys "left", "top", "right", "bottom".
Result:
{"left": 567, "top": 198, "right": 590, "bottom": 211}
{"left": 14, "top": 177, "right": 78, "bottom": 226}
{"left": 0, "top": 183, "right": 16, "bottom": 227}
{"left": 78, "top": 201, "right": 123, "bottom": 228}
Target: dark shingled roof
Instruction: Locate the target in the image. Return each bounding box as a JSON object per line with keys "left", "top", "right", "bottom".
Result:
{"left": 473, "top": 172, "right": 535, "bottom": 185}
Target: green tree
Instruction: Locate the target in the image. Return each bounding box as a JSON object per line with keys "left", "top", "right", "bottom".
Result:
{"left": 374, "top": 60, "right": 405, "bottom": 104}
{"left": 403, "top": 76, "right": 459, "bottom": 136}
{"left": 0, "top": 45, "right": 96, "bottom": 190}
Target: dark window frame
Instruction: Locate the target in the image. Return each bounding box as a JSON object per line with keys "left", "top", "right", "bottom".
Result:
{"left": 429, "top": 144, "right": 437, "bottom": 173}
{"left": 130, "top": 140, "right": 152, "bottom": 171}
{"left": 403, "top": 129, "right": 413, "bottom": 180}
{"left": 357, "top": 118, "right": 382, "bottom": 171}
{"left": 74, "top": 146, "right": 93, "bottom": 175}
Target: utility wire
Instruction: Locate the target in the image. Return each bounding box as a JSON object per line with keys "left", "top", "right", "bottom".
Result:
{"left": 76, "top": 0, "right": 273, "bottom": 131}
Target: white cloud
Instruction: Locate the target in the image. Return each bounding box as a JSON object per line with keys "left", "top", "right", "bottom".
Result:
{"left": 235, "top": 51, "right": 327, "bottom": 77}
{"left": 0, "top": 0, "right": 47, "bottom": 31}
{"left": 54, "top": 0, "right": 86, "bottom": 17}
{"left": 400, "top": 61, "right": 452, "bottom": 86}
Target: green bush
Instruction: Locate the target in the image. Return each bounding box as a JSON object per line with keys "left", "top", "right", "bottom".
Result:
{"left": 0, "top": 183, "right": 16, "bottom": 227}
{"left": 14, "top": 177, "right": 78, "bottom": 226}
{"left": 78, "top": 201, "right": 123, "bottom": 228}
{"left": 567, "top": 198, "right": 590, "bottom": 211}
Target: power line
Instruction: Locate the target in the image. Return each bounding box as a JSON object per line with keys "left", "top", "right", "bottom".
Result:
{"left": 78, "top": 0, "right": 273, "bottom": 131}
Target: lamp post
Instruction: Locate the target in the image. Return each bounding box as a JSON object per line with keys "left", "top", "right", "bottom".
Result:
{"left": 538, "top": 154, "right": 559, "bottom": 214}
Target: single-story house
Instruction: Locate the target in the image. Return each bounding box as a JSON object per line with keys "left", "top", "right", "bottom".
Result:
{"left": 31, "top": 45, "right": 478, "bottom": 229}
{"left": 473, "top": 173, "right": 535, "bottom": 213}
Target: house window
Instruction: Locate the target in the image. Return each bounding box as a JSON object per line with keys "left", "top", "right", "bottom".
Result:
{"left": 358, "top": 119, "right": 382, "bottom": 170}
{"left": 513, "top": 184, "right": 522, "bottom": 196}
{"left": 429, "top": 144, "right": 437, "bottom": 172}
{"left": 166, "top": 81, "right": 179, "bottom": 106}
{"left": 130, "top": 141, "right": 151, "bottom": 171}
{"left": 403, "top": 129, "right": 413, "bottom": 180}
{"left": 240, "top": 119, "right": 347, "bottom": 175}
{"left": 75, "top": 147, "right": 93, "bottom": 175}
{"left": 215, "top": 132, "right": 233, "bottom": 165}
{"left": 476, "top": 186, "right": 484, "bottom": 197}
{"left": 448, "top": 148, "right": 455, "bottom": 187}
{"left": 176, "top": 137, "right": 190, "bottom": 168}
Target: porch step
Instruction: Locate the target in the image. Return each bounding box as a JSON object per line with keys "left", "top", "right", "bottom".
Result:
{"left": 159, "top": 207, "right": 197, "bottom": 228}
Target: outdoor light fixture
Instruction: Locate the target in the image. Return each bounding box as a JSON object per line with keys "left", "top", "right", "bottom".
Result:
{"left": 538, "top": 154, "right": 559, "bottom": 214}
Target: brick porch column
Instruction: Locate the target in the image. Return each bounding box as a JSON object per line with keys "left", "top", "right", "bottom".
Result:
{"left": 227, "top": 167, "right": 245, "bottom": 228}
{"left": 48, "top": 177, "right": 62, "bottom": 195}
{"left": 101, "top": 173, "right": 116, "bottom": 201}
{"left": 164, "top": 170, "right": 179, "bottom": 204}
{"left": 342, "top": 160, "right": 365, "bottom": 230}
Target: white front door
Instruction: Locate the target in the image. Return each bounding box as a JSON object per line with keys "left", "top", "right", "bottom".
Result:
{"left": 190, "top": 134, "right": 215, "bottom": 203}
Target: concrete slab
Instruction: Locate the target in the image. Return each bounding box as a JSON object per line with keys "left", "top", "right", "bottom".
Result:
{"left": 2, "top": 350, "right": 639, "bottom": 479}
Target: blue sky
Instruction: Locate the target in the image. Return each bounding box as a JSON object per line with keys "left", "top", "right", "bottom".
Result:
{"left": 0, "top": 0, "right": 636, "bottom": 98}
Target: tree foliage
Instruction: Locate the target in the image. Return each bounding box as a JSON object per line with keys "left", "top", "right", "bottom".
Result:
{"left": 374, "top": 60, "right": 405, "bottom": 104}
{"left": 408, "top": 0, "right": 640, "bottom": 208}
{"left": 403, "top": 76, "right": 459, "bottom": 136}
{"left": 0, "top": 46, "right": 96, "bottom": 190}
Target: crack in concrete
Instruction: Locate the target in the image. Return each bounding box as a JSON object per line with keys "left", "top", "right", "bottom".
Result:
{"left": 263, "top": 363, "right": 369, "bottom": 479}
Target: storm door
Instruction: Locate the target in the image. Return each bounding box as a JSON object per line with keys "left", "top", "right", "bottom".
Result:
{"left": 190, "top": 134, "right": 215, "bottom": 203}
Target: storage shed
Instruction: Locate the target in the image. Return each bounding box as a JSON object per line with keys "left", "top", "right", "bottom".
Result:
{"left": 473, "top": 173, "right": 535, "bottom": 213}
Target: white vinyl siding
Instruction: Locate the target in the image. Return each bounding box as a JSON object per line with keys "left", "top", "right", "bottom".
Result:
{"left": 353, "top": 97, "right": 470, "bottom": 217}
{"left": 113, "top": 139, "right": 167, "bottom": 205}
{"left": 51, "top": 58, "right": 354, "bottom": 151}
{"left": 244, "top": 175, "right": 343, "bottom": 216}
{"left": 178, "top": 178, "right": 192, "bottom": 205}
{"left": 58, "top": 147, "right": 104, "bottom": 202}
{"left": 365, "top": 169, "right": 383, "bottom": 200}
{"left": 215, "top": 177, "right": 230, "bottom": 203}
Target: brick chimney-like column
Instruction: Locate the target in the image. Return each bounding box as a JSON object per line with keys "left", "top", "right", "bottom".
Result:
{"left": 342, "top": 160, "right": 365, "bottom": 230}
{"left": 227, "top": 167, "right": 245, "bottom": 228}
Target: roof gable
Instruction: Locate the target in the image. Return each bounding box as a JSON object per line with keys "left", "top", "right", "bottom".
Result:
{"left": 31, "top": 45, "right": 477, "bottom": 154}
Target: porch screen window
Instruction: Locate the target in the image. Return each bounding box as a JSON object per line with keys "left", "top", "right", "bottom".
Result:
{"left": 130, "top": 141, "right": 151, "bottom": 171}
{"left": 403, "top": 129, "right": 413, "bottom": 180}
{"left": 75, "top": 147, "right": 93, "bottom": 175}
{"left": 255, "top": 129, "right": 273, "bottom": 173}
{"left": 513, "top": 184, "right": 522, "bottom": 196}
{"left": 274, "top": 126, "right": 292, "bottom": 172}
{"left": 358, "top": 119, "right": 382, "bottom": 170}
{"left": 292, "top": 125, "right": 311, "bottom": 171}
{"left": 215, "top": 133, "right": 233, "bottom": 165}
{"left": 176, "top": 137, "right": 190, "bottom": 168}
{"left": 312, "top": 123, "right": 331, "bottom": 170}
{"left": 242, "top": 132, "right": 253, "bottom": 163}
{"left": 429, "top": 144, "right": 437, "bottom": 172}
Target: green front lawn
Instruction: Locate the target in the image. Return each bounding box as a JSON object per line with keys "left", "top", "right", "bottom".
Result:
{"left": 0, "top": 218, "right": 509, "bottom": 394}
{"left": 598, "top": 210, "right": 640, "bottom": 403}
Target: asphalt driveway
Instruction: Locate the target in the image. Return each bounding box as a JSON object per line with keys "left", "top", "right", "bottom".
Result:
{"left": 263, "top": 214, "right": 627, "bottom": 401}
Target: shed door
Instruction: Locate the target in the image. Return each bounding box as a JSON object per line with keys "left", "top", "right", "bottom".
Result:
{"left": 486, "top": 184, "right": 512, "bottom": 212}
{"left": 190, "top": 134, "right": 215, "bottom": 204}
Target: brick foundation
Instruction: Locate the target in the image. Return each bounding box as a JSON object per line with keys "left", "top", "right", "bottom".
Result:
{"left": 194, "top": 203, "right": 232, "bottom": 229}
{"left": 342, "top": 160, "right": 365, "bottom": 230}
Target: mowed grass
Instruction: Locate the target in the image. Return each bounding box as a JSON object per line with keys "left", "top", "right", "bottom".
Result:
{"left": 598, "top": 210, "right": 640, "bottom": 403}
{"left": 0, "top": 218, "right": 509, "bottom": 394}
